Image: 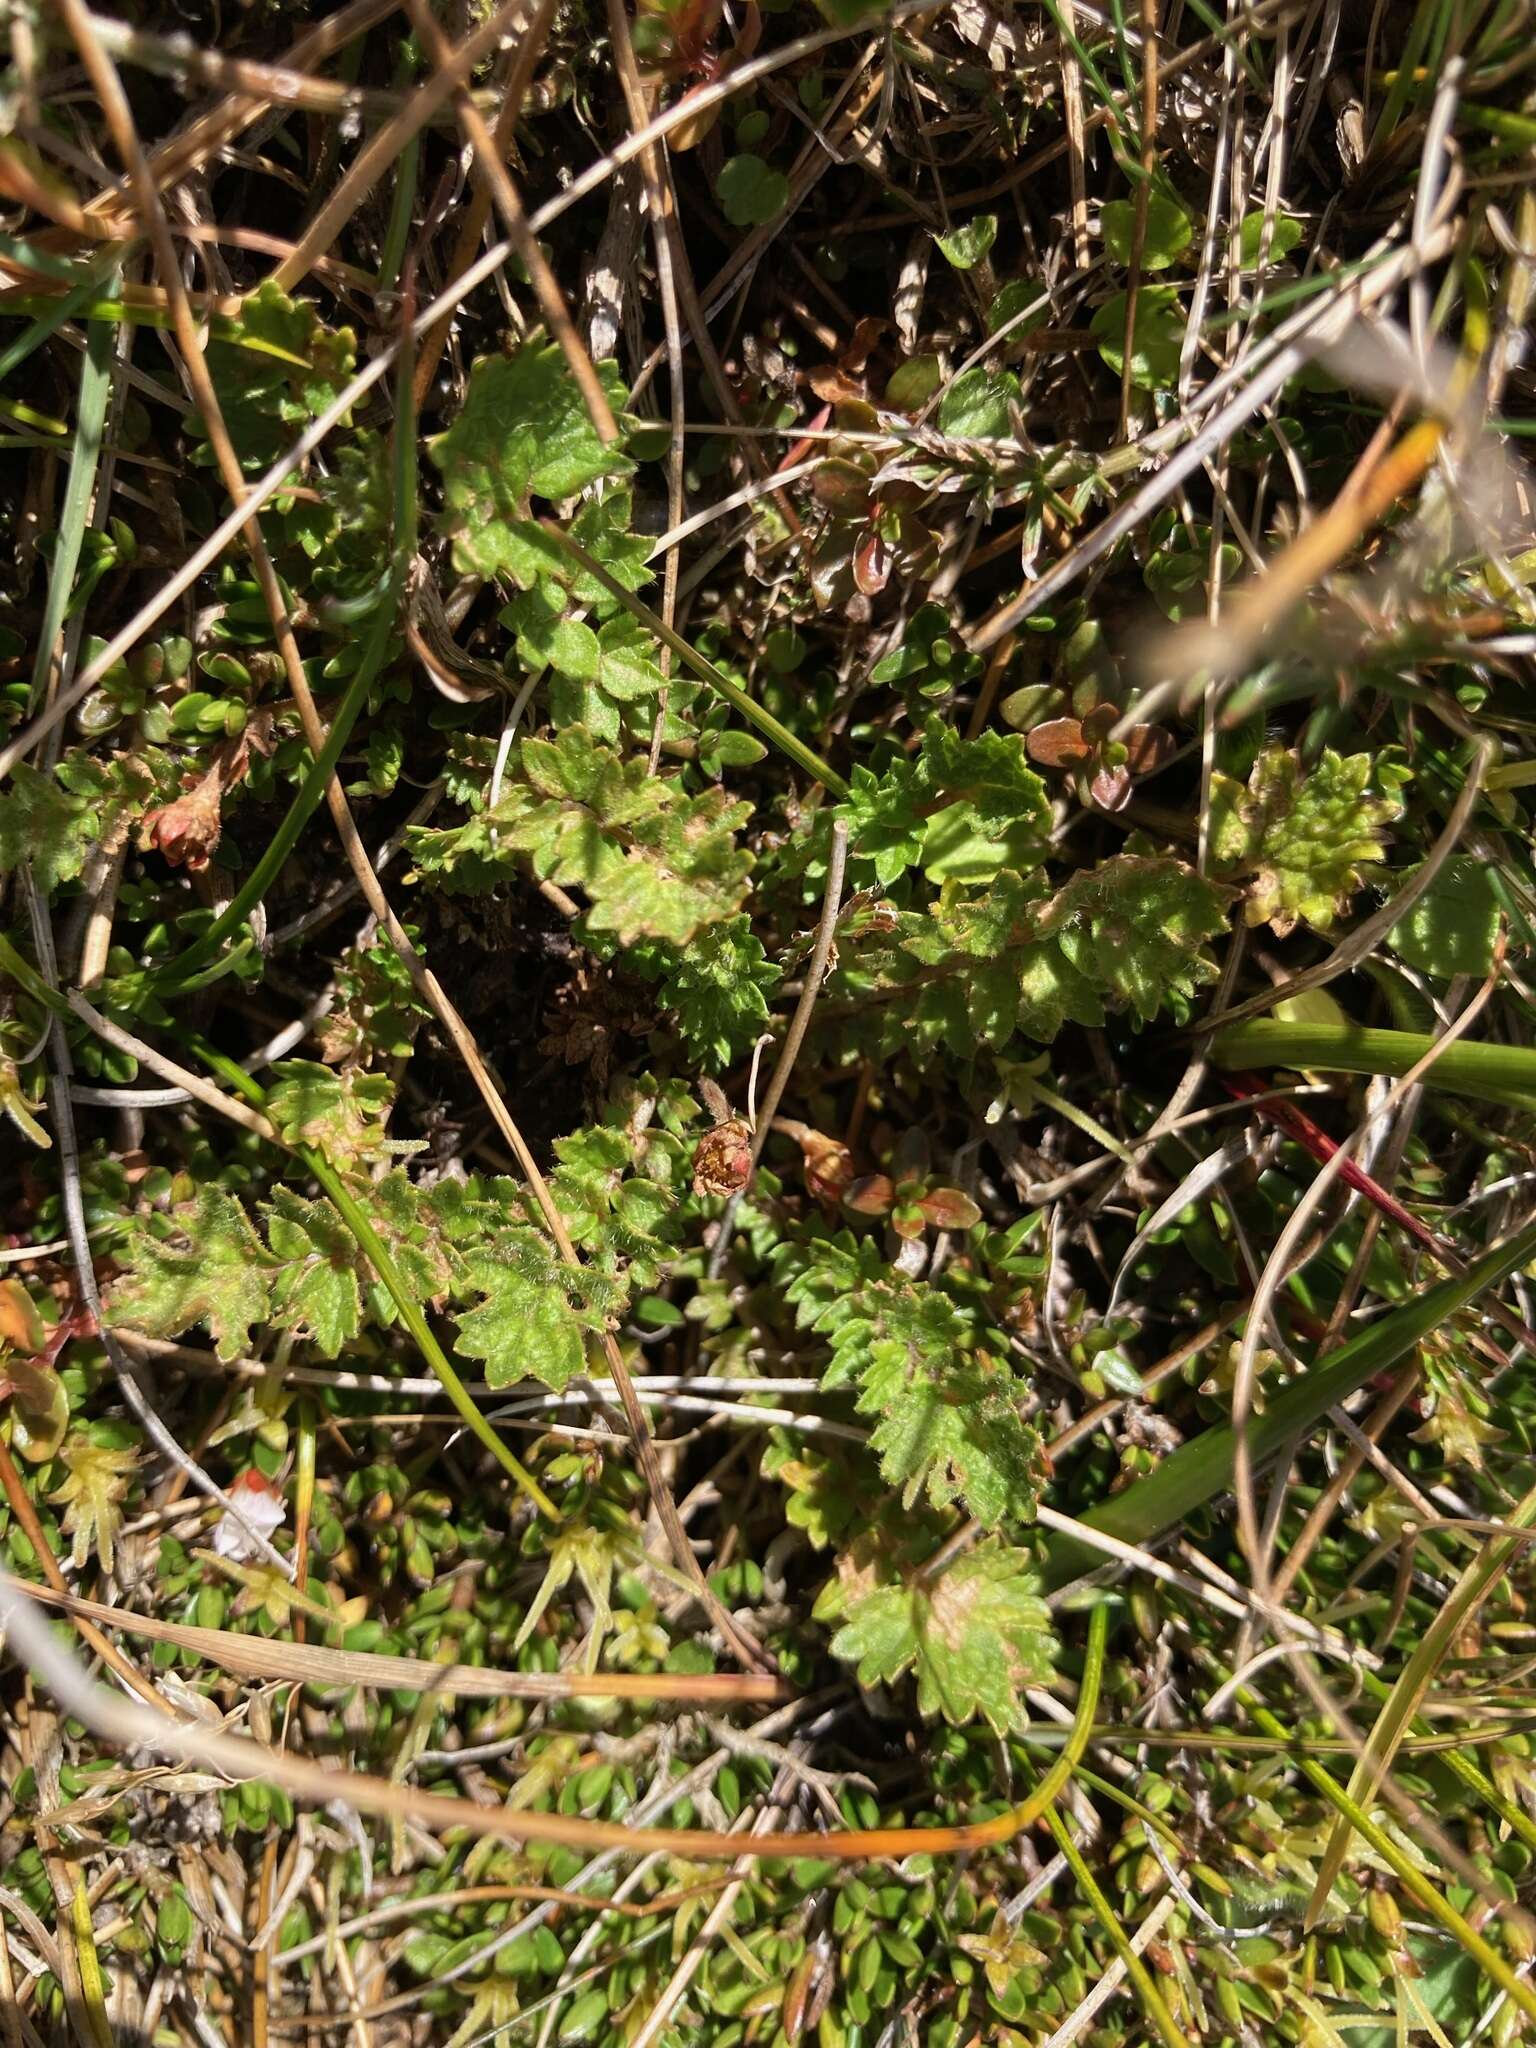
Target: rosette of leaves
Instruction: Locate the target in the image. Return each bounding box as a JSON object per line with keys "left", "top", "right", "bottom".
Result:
{"left": 842, "top": 1129, "right": 982, "bottom": 1246}
{"left": 869, "top": 602, "right": 982, "bottom": 714}
{"left": 1026, "top": 701, "right": 1176, "bottom": 813}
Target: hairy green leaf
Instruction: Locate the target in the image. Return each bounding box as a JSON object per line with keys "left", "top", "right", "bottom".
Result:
{"left": 641, "top": 916, "right": 781, "bottom": 1069}
{"left": 453, "top": 1231, "right": 597, "bottom": 1391}
{"left": 194, "top": 278, "right": 355, "bottom": 472}
{"left": 784, "top": 1237, "right": 1041, "bottom": 1529}
{"left": 840, "top": 855, "right": 1228, "bottom": 1056}
{"left": 265, "top": 1062, "right": 395, "bottom": 1168}
{"left": 410, "top": 727, "right": 752, "bottom": 947}
{"left": 262, "top": 1188, "right": 363, "bottom": 1357}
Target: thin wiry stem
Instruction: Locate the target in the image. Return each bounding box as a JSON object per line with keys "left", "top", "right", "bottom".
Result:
{"left": 707, "top": 822, "right": 850, "bottom": 1280}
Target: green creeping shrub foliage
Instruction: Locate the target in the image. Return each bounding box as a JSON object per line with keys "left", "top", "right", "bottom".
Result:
{"left": 407, "top": 726, "right": 753, "bottom": 946}
{"left": 1208, "top": 744, "right": 1406, "bottom": 935}
{"left": 832, "top": 853, "right": 1230, "bottom": 1058}
{"left": 110, "top": 1077, "right": 696, "bottom": 1388}
{"left": 780, "top": 1234, "right": 1043, "bottom": 1532}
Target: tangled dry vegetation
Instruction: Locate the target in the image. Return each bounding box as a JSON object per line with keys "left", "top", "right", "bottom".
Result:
{"left": 2, "top": 0, "right": 1536, "bottom": 2041}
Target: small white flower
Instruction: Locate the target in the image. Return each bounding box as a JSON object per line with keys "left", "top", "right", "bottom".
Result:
{"left": 212, "top": 1472, "right": 287, "bottom": 1562}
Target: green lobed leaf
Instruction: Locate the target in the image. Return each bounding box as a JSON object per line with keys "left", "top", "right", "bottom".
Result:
{"left": 194, "top": 278, "right": 355, "bottom": 472}
{"left": 783, "top": 1236, "right": 1041, "bottom": 1529}
{"left": 641, "top": 916, "right": 782, "bottom": 1069}
{"left": 430, "top": 343, "right": 633, "bottom": 578}
{"left": 452, "top": 1231, "right": 598, "bottom": 1391}
{"left": 0, "top": 757, "right": 141, "bottom": 898}
{"left": 410, "top": 727, "right": 752, "bottom": 947}
{"left": 108, "top": 1186, "right": 277, "bottom": 1362}
{"left": 262, "top": 1188, "right": 363, "bottom": 1358}
{"left": 831, "top": 1546, "right": 1056, "bottom": 1736}
{"left": 837, "top": 721, "right": 1050, "bottom": 887}
{"left": 838, "top": 855, "right": 1228, "bottom": 1056}
{"left": 265, "top": 1062, "right": 395, "bottom": 1168}
{"left": 1209, "top": 745, "right": 1401, "bottom": 936}
{"left": 1238, "top": 211, "right": 1305, "bottom": 267}
{"left": 50, "top": 1435, "right": 139, "bottom": 1575}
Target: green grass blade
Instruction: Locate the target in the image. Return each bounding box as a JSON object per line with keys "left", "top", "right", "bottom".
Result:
{"left": 1042, "top": 1802, "right": 1190, "bottom": 2048}
{"left": 1043, "top": 1215, "right": 1536, "bottom": 1582}
{"left": 1306, "top": 1478, "right": 1536, "bottom": 1924}
{"left": 0, "top": 247, "right": 126, "bottom": 389}
{"left": 1210, "top": 1019, "right": 1536, "bottom": 1115}
{"left": 1005, "top": 1598, "right": 1108, "bottom": 1835}
{"left": 27, "top": 276, "right": 119, "bottom": 711}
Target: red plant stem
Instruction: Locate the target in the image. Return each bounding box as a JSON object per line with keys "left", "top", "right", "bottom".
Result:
{"left": 1226, "top": 1072, "right": 1536, "bottom": 1365}
{"left": 1222, "top": 1072, "right": 1449, "bottom": 1261}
